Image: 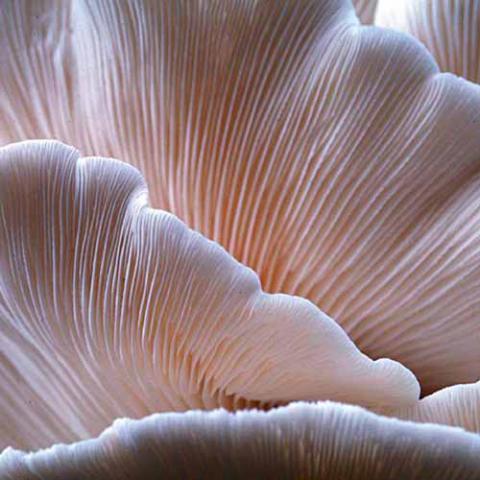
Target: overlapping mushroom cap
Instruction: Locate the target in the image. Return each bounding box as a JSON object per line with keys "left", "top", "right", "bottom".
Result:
{"left": 376, "top": 0, "right": 480, "bottom": 83}
{"left": 0, "top": 140, "right": 419, "bottom": 450}
{"left": 1, "top": 0, "right": 480, "bottom": 478}
{"left": 3, "top": 402, "right": 480, "bottom": 480}
{"left": 3, "top": 0, "right": 480, "bottom": 394}
{"left": 352, "top": 0, "right": 480, "bottom": 83}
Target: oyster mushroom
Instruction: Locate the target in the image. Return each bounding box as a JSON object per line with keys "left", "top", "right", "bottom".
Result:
{"left": 376, "top": 0, "right": 480, "bottom": 83}
{"left": 1, "top": 0, "right": 480, "bottom": 477}
{"left": 0, "top": 140, "right": 419, "bottom": 451}
{"left": 3, "top": 0, "right": 479, "bottom": 395}
{"left": 388, "top": 381, "right": 480, "bottom": 432}
{"left": 2, "top": 402, "right": 480, "bottom": 480}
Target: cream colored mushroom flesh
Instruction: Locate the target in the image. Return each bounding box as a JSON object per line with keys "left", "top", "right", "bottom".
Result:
{"left": 1, "top": 0, "right": 480, "bottom": 478}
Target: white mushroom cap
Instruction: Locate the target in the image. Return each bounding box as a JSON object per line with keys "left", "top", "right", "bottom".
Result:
{"left": 376, "top": 0, "right": 480, "bottom": 83}
{"left": 2, "top": 0, "right": 480, "bottom": 394}
{"left": 2, "top": 401, "right": 480, "bottom": 480}
{"left": 0, "top": 140, "right": 419, "bottom": 450}
{"left": 2, "top": 0, "right": 480, "bottom": 470}
{"left": 386, "top": 381, "right": 480, "bottom": 433}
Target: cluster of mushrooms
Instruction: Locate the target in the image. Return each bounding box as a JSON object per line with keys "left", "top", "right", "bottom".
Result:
{"left": 1, "top": 0, "right": 480, "bottom": 478}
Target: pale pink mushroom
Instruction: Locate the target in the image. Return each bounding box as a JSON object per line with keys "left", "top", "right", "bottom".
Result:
{"left": 387, "top": 381, "right": 480, "bottom": 433}
{"left": 0, "top": 140, "right": 419, "bottom": 451}
{"left": 2, "top": 402, "right": 480, "bottom": 479}
{"left": 3, "top": 0, "right": 479, "bottom": 394}
{"left": 376, "top": 0, "right": 480, "bottom": 83}
{"left": 1, "top": 0, "right": 480, "bottom": 477}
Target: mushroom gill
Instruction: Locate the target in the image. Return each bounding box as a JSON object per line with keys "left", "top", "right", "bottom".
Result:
{"left": 3, "top": 0, "right": 479, "bottom": 395}
{"left": 387, "top": 381, "right": 480, "bottom": 433}
{"left": 2, "top": 0, "right": 480, "bottom": 477}
{"left": 2, "top": 402, "right": 480, "bottom": 479}
{"left": 0, "top": 140, "right": 419, "bottom": 451}
{"left": 376, "top": 0, "right": 480, "bottom": 83}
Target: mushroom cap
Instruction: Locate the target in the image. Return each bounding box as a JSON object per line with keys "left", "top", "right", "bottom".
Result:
{"left": 386, "top": 381, "right": 480, "bottom": 433}
{"left": 2, "top": 401, "right": 480, "bottom": 480}
{"left": 2, "top": 0, "right": 480, "bottom": 394}
{"left": 376, "top": 0, "right": 480, "bottom": 83}
{"left": 0, "top": 140, "right": 419, "bottom": 450}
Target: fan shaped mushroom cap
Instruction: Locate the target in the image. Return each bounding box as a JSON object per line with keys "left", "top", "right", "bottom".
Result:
{"left": 2, "top": 0, "right": 480, "bottom": 395}
{"left": 376, "top": 0, "right": 480, "bottom": 83}
{"left": 387, "top": 381, "right": 480, "bottom": 433}
{"left": 2, "top": 402, "right": 480, "bottom": 480}
{"left": 0, "top": 140, "right": 419, "bottom": 450}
